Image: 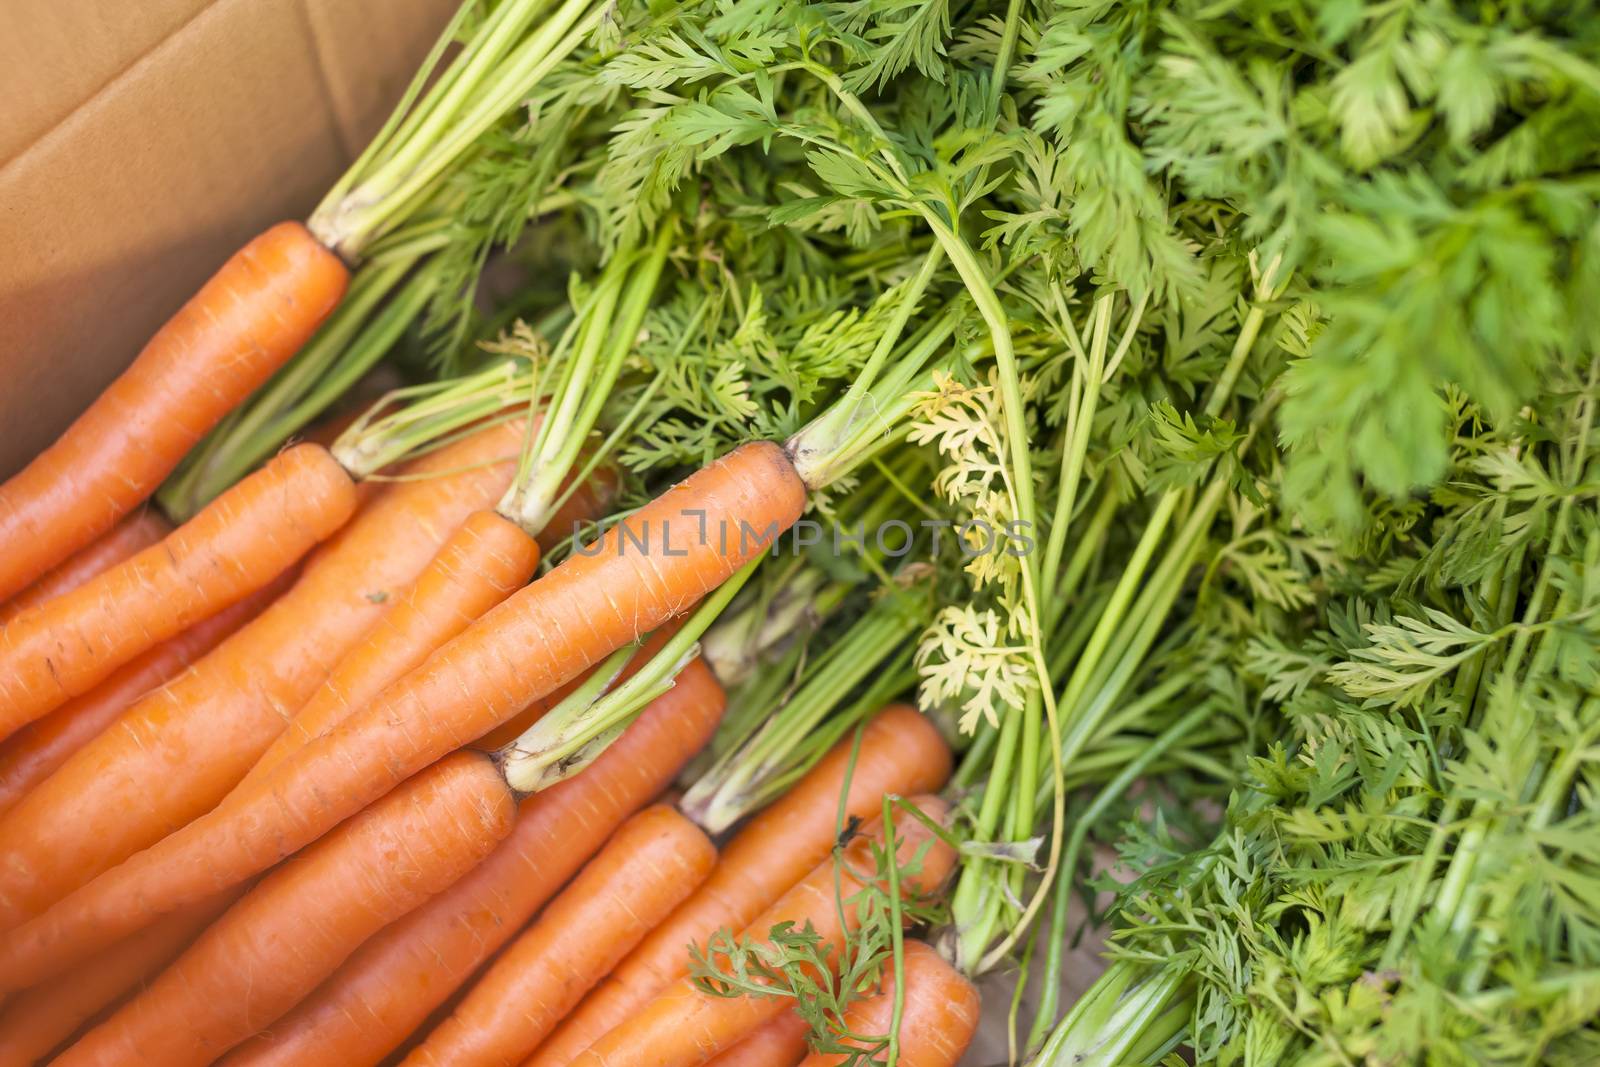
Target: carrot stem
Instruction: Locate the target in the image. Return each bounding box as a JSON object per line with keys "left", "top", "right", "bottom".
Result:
{"left": 502, "top": 225, "right": 674, "bottom": 536}
{"left": 785, "top": 304, "right": 961, "bottom": 489}
{"left": 311, "top": 0, "right": 602, "bottom": 258}
{"left": 683, "top": 594, "right": 924, "bottom": 834}
{"left": 333, "top": 361, "right": 537, "bottom": 479}
{"left": 500, "top": 556, "right": 763, "bottom": 792}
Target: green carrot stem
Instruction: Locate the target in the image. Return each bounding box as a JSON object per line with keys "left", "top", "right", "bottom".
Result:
{"left": 500, "top": 557, "right": 761, "bottom": 792}
{"left": 1029, "top": 960, "right": 1192, "bottom": 1067}
{"left": 754, "top": 648, "right": 919, "bottom": 810}
{"left": 311, "top": 0, "right": 602, "bottom": 258}
{"left": 1028, "top": 705, "right": 1211, "bottom": 1055}
{"left": 332, "top": 359, "right": 537, "bottom": 479}
{"left": 785, "top": 295, "right": 961, "bottom": 489}
{"left": 501, "top": 226, "right": 672, "bottom": 537}
{"left": 681, "top": 595, "right": 922, "bottom": 833}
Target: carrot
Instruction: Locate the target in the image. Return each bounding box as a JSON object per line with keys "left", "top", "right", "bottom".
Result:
{"left": 0, "top": 510, "right": 170, "bottom": 624}
{"left": 405, "top": 805, "right": 717, "bottom": 1067}
{"left": 0, "top": 891, "right": 237, "bottom": 1067}
{"left": 0, "top": 572, "right": 291, "bottom": 820}
{"left": 527, "top": 704, "right": 951, "bottom": 1066}
{"left": 0, "top": 420, "right": 524, "bottom": 931}
{"left": 218, "top": 656, "right": 724, "bottom": 1067}
{"left": 236, "top": 455, "right": 613, "bottom": 783}
{"left": 798, "top": 941, "right": 979, "bottom": 1067}
{"left": 56, "top": 752, "right": 517, "bottom": 1067}
{"left": 0, "top": 222, "right": 347, "bottom": 602}
{"left": 0, "top": 443, "right": 358, "bottom": 739}
{"left": 704, "top": 1013, "right": 811, "bottom": 1067}
{"left": 0, "top": 439, "right": 805, "bottom": 985}
{"left": 566, "top": 796, "right": 957, "bottom": 1067}
{"left": 238, "top": 507, "right": 542, "bottom": 786}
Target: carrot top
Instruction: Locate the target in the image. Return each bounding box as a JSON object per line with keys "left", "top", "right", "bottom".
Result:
{"left": 498, "top": 555, "right": 760, "bottom": 793}
{"left": 330, "top": 362, "right": 537, "bottom": 482}
{"left": 309, "top": 0, "right": 610, "bottom": 260}
{"left": 495, "top": 223, "right": 675, "bottom": 542}
{"left": 682, "top": 587, "right": 927, "bottom": 835}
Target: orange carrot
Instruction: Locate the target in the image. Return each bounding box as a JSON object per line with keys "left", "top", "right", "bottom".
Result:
{"left": 0, "top": 440, "right": 805, "bottom": 984}
{"left": 527, "top": 704, "right": 951, "bottom": 1065}
{"left": 238, "top": 507, "right": 542, "bottom": 787}
{"left": 705, "top": 1013, "right": 811, "bottom": 1067}
{"left": 0, "top": 223, "right": 348, "bottom": 601}
{"left": 0, "top": 444, "right": 357, "bottom": 739}
{"left": 0, "top": 510, "right": 170, "bottom": 624}
{"left": 0, "top": 891, "right": 237, "bottom": 1067}
{"left": 566, "top": 796, "right": 957, "bottom": 1067}
{"left": 56, "top": 752, "right": 517, "bottom": 1067}
{"left": 0, "top": 572, "right": 291, "bottom": 820}
{"left": 798, "top": 941, "right": 979, "bottom": 1067}
{"left": 405, "top": 805, "right": 717, "bottom": 1067}
{"left": 234, "top": 446, "right": 612, "bottom": 784}
{"left": 218, "top": 656, "right": 725, "bottom": 1067}
{"left": 0, "top": 420, "right": 524, "bottom": 931}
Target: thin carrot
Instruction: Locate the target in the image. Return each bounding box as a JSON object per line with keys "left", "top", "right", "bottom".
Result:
{"left": 704, "top": 1013, "right": 811, "bottom": 1067}
{"left": 566, "top": 796, "right": 957, "bottom": 1067}
{"left": 236, "top": 456, "right": 612, "bottom": 784}
{"left": 404, "top": 805, "right": 717, "bottom": 1067}
{"left": 0, "top": 419, "right": 524, "bottom": 931}
{"left": 0, "top": 510, "right": 170, "bottom": 624}
{"left": 797, "top": 941, "right": 980, "bottom": 1067}
{"left": 218, "top": 656, "right": 724, "bottom": 1067}
{"left": 0, "top": 439, "right": 805, "bottom": 984}
{"left": 0, "top": 443, "right": 358, "bottom": 739}
{"left": 239, "top": 507, "right": 542, "bottom": 786}
{"left": 527, "top": 704, "right": 951, "bottom": 1066}
{"left": 0, "top": 891, "right": 237, "bottom": 1067}
{"left": 56, "top": 752, "right": 517, "bottom": 1067}
{"left": 0, "top": 222, "right": 348, "bottom": 601}
{"left": 0, "top": 571, "right": 292, "bottom": 820}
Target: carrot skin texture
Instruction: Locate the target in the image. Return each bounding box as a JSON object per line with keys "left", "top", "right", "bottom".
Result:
{"left": 0, "top": 510, "right": 170, "bottom": 624}
{"left": 566, "top": 797, "right": 958, "bottom": 1067}
{"left": 0, "top": 571, "right": 292, "bottom": 820}
{"left": 243, "top": 455, "right": 613, "bottom": 772}
{"left": 0, "top": 891, "right": 236, "bottom": 1067}
{"left": 0, "top": 443, "right": 357, "bottom": 738}
{"left": 218, "top": 657, "right": 726, "bottom": 1067}
{"left": 0, "top": 440, "right": 805, "bottom": 987}
{"left": 704, "top": 1014, "right": 810, "bottom": 1067}
{"left": 527, "top": 704, "right": 951, "bottom": 1066}
{"left": 0, "top": 421, "right": 524, "bottom": 933}
{"left": 56, "top": 752, "right": 517, "bottom": 1067}
{"left": 797, "top": 941, "right": 979, "bottom": 1067}
{"left": 0, "top": 222, "right": 348, "bottom": 601}
{"left": 238, "top": 507, "right": 541, "bottom": 787}
{"left": 405, "top": 805, "right": 717, "bottom": 1067}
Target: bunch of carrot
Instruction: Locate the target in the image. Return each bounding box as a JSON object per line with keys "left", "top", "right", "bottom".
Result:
{"left": 0, "top": 142, "right": 985, "bottom": 1067}
{"left": 0, "top": 0, "right": 1234, "bottom": 1061}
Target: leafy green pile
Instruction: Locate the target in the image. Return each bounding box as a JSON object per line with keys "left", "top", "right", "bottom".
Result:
{"left": 1008, "top": 0, "right": 1600, "bottom": 534}
{"left": 1050, "top": 354, "right": 1599, "bottom": 1065}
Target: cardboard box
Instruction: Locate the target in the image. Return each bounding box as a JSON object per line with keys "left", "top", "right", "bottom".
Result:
{"left": 0, "top": 0, "right": 460, "bottom": 477}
